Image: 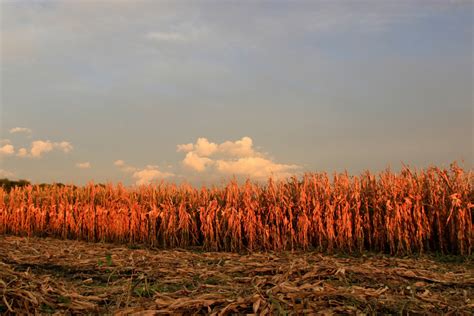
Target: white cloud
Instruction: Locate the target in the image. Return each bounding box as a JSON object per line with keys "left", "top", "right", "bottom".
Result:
{"left": 0, "top": 169, "right": 15, "bottom": 178}
{"left": 114, "top": 159, "right": 137, "bottom": 173}
{"left": 28, "top": 140, "right": 73, "bottom": 158}
{"left": 218, "top": 136, "right": 256, "bottom": 157}
{"left": 114, "top": 160, "right": 125, "bottom": 167}
{"left": 132, "top": 165, "right": 174, "bottom": 185}
{"left": 178, "top": 136, "right": 258, "bottom": 159}
{"left": 9, "top": 127, "right": 32, "bottom": 134}
{"left": 1, "top": 137, "right": 71, "bottom": 158}
{"left": 123, "top": 166, "right": 138, "bottom": 173}
{"left": 30, "top": 140, "right": 54, "bottom": 158}
{"left": 0, "top": 144, "right": 15, "bottom": 156}
{"left": 115, "top": 160, "right": 174, "bottom": 185}
{"left": 17, "top": 148, "right": 28, "bottom": 158}
{"left": 145, "top": 31, "right": 188, "bottom": 42}
{"left": 177, "top": 143, "right": 194, "bottom": 152}
{"left": 56, "top": 141, "right": 73, "bottom": 153}
{"left": 183, "top": 151, "right": 214, "bottom": 172}
{"left": 177, "top": 136, "right": 301, "bottom": 179}
{"left": 76, "top": 162, "right": 91, "bottom": 169}
{"left": 193, "top": 138, "right": 218, "bottom": 157}
{"left": 216, "top": 157, "right": 300, "bottom": 180}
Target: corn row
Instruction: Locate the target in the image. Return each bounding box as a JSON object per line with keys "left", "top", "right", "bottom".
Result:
{"left": 0, "top": 163, "right": 472, "bottom": 255}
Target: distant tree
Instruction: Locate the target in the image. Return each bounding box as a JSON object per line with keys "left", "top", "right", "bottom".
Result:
{"left": 37, "top": 182, "right": 78, "bottom": 189}
{"left": 0, "top": 178, "right": 31, "bottom": 192}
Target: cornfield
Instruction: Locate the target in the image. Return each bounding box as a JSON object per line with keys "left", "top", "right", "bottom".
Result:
{"left": 0, "top": 163, "right": 472, "bottom": 255}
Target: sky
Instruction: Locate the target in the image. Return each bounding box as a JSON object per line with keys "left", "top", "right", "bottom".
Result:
{"left": 0, "top": 0, "right": 472, "bottom": 185}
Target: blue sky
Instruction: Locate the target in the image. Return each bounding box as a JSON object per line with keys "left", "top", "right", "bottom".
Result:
{"left": 0, "top": 0, "right": 472, "bottom": 185}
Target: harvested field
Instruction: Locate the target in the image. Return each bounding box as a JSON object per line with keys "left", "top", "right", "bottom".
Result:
{"left": 1, "top": 236, "right": 472, "bottom": 315}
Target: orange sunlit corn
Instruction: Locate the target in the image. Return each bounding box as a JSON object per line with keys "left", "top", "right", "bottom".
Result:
{"left": 1, "top": 163, "right": 471, "bottom": 255}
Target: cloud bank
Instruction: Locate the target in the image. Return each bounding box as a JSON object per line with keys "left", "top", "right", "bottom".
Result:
{"left": 13, "top": 140, "right": 73, "bottom": 158}
{"left": 177, "top": 137, "right": 300, "bottom": 180}
{"left": 29, "top": 140, "right": 73, "bottom": 158}
{"left": 114, "top": 160, "right": 174, "bottom": 185}
{"left": 132, "top": 166, "right": 174, "bottom": 186}
{"left": 0, "top": 144, "right": 15, "bottom": 156}
{"left": 9, "top": 127, "right": 32, "bottom": 134}
{"left": 16, "top": 148, "right": 28, "bottom": 158}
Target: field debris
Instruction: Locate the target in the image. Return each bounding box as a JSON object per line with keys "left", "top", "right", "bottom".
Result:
{"left": 1, "top": 236, "right": 473, "bottom": 315}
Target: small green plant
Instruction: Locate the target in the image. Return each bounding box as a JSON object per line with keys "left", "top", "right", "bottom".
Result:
{"left": 40, "top": 303, "right": 55, "bottom": 314}
{"left": 269, "top": 294, "right": 287, "bottom": 316}
{"left": 204, "top": 277, "right": 220, "bottom": 285}
{"left": 57, "top": 295, "right": 71, "bottom": 305}
{"left": 106, "top": 253, "right": 113, "bottom": 266}
{"left": 133, "top": 284, "right": 159, "bottom": 297}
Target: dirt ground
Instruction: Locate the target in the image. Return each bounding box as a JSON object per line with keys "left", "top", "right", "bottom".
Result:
{"left": 0, "top": 235, "right": 472, "bottom": 315}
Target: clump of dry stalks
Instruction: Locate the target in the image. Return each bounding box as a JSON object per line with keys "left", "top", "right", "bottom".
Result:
{"left": 0, "top": 163, "right": 472, "bottom": 255}
{"left": 0, "top": 261, "right": 103, "bottom": 313}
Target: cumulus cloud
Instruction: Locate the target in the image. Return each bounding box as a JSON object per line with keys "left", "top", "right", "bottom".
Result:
{"left": 215, "top": 157, "right": 300, "bottom": 180}
{"left": 29, "top": 140, "right": 73, "bottom": 158}
{"left": 17, "top": 148, "right": 28, "bottom": 158}
{"left": 9, "top": 127, "right": 32, "bottom": 134}
{"left": 177, "top": 136, "right": 300, "bottom": 179}
{"left": 176, "top": 143, "right": 194, "bottom": 152}
{"left": 114, "top": 160, "right": 126, "bottom": 167}
{"left": 219, "top": 136, "right": 256, "bottom": 157}
{"left": 114, "top": 159, "right": 137, "bottom": 173}
{"left": 115, "top": 160, "right": 174, "bottom": 185}
{"left": 30, "top": 140, "right": 54, "bottom": 158}
{"left": 18, "top": 140, "right": 74, "bottom": 158}
{"left": 178, "top": 138, "right": 220, "bottom": 158}
{"left": 183, "top": 151, "right": 214, "bottom": 172}
{"left": 178, "top": 136, "right": 259, "bottom": 159}
{"left": 0, "top": 144, "right": 15, "bottom": 156}
{"left": 132, "top": 165, "right": 174, "bottom": 185}
{"left": 56, "top": 141, "right": 73, "bottom": 153}
{"left": 76, "top": 162, "right": 91, "bottom": 169}
{"left": 193, "top": 138, "right": 218, "bottom": 157}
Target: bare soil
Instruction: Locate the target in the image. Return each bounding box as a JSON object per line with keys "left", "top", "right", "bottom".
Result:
{"left": 0, "top": 235, "right": 472, "bottom": 315}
